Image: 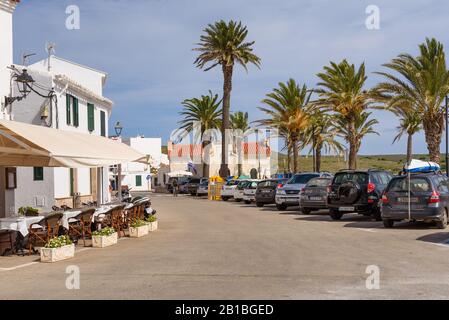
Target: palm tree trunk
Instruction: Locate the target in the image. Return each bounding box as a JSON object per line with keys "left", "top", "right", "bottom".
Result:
{"left": 219, "top": 65, "right": 233, "bottom": 177}
{"left": 292, "top": 137, "right": 299, "bottom": 173}
{"left": 202, "top": 140, "right": 210, "bottom": 178}
{"left": 348, "top": 121, "right": 357, "bottom": 170}
{"left": 316, "top": 141, "right": 323, "bottom": 172}
{"left": 407, "top": 133, "right": 413, "bottom": 165}
{"left": 423, "top": 115, "right": 443, "bottom": 163}
{"left": 287, "top": 143, "right": 292, "bottom": 173}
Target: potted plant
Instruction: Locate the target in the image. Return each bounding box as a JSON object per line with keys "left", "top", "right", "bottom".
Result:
{"left": 129, "top": 219, "right": 149, "bottom": 238}
{"left": 146, "top": 215, "right": 158, "bottom": 232}
{"left": 40, "top": 235, "right": 75, "bottom": 263}
{"left": 18, "top": 206, "right": 40, "bottom": 217}
{"left": 92, "top": 227, "right": 118, "bottom": 248}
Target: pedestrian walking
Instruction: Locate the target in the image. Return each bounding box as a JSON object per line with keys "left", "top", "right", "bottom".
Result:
{"left": 172, "top": 179, "right": 179, "bottom": 197}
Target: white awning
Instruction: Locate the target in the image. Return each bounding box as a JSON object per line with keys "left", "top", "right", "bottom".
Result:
{"left": 0, "top": 120, "right": 148, "bottom": 168}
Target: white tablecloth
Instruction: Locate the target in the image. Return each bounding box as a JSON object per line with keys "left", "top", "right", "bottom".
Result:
{"left": 0, "top": 216, "right": 45, "bottom": 237}
{"left": 60, "top": 205, "right": 119, "bottom": 229}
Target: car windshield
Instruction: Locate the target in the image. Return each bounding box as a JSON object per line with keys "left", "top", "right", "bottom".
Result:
{"left": 226, "top": 180, "right": 239, "bottom": 186}
{"left": 388, "top": 177, "right": 432, "bottom": 192}
{"left": 189, "top": 178, "right": 200, "bottom": 184}
{"left": 307, "top": 178, "right": 331, "bottom": 187}
{"left": 258, "top": 180, "right": 278, "bottom": 188}
{"left": 238, "top": 181, "right": 250, "bottom": 188}
{"left": 371, "top": 172, "right": 392, "bottom": 185}
{"left": 248, "top": 181, "right": 259, "bottom": 189}
{"left": 333, "top": 172, "right": 368, "bottom": 185}
{"left": 287, "top": 174, "right": 319, "bottom": 185}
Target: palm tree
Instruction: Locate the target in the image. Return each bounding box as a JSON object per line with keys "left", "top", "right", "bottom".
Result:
{"left": 194, "top": 20, "right": 261, "bottom": 177}
{"left": 230, "top": 111, "right": 250, "bottom": 176}
{"left": 315, "top": 60, "right": 372, "bottom": 169}
{"left": 302, "top": 111, "right": 344, "bottom": 172}
{"left": 392, "top": 108, "right": 422, "bottom": 164}
{"left": 178, "top": 91, "right": 222, "bottom": 177}
{"left": 257, "top": 79, "right": 311, "bottom": 172}
{"left": 374, "top": 38, "right": 449, "bottom": 163}
{"left": 332, "top": 112, "right": 379, "bottom": 168}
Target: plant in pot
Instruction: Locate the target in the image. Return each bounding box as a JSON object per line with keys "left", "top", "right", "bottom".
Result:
{"left": 92, "top": 227, "right": 118, "bottom": 248}
{"left": 145, "top": 215, "right": 158, "bottom": 232}
{"left": 129, "top": 219, "right": 149, "bottom": 238}
{"left": 18, "top": 206, "right": 40, "bottom": 217}
{"left": 40, "top": 235, "right": 75, "bottom": 263}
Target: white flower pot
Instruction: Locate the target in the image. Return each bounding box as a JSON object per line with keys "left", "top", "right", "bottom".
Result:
{"left": 92, "top": 232, "right": 118, "bottom": 248}
{"left": 40, "top": 244, "right": 75, "bottom": 263}
{"left": 129, "top": 225, "right": 149, "bottom": 238}
{"left": 148, "top": 220, "right": 158, "bottom": 232}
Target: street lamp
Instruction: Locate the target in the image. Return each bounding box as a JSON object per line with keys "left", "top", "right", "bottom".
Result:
{"left": 4, "top": 68, "right": 35, "bottom": 106}
{"left": 446, "top": 96, "right": 448, "bottom": 177}
{"left": 114, "top": 121, "right": 123, "bottom": 137}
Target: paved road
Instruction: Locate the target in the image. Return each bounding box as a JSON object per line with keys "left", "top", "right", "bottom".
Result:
{"left": 1, "top": 194, "right": 449, "bottom": 299}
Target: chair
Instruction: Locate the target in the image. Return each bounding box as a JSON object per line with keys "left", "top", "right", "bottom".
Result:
{"left": 111, "top": 205, "right": 126, "bottom": 237}
{"left": 68, "top": 208, "right": 95, "bottom": 247}
{"left": 28, "top": 213, "right": 63, "bottom": 255}
{"left": 0, "top": 230, "right": 16, "bottom": 256}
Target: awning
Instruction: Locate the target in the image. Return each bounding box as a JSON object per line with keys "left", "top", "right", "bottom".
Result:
{"left": 0, "top": 120, "right": 148, "bottom": 168}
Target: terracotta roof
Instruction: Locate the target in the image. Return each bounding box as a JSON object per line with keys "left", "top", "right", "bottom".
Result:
{"left": 168, "top": 142, "right": 271, "bottom": 160}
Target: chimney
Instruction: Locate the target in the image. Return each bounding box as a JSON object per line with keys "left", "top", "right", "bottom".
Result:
{"left": 0, "top": 0, "right": 19, "bottom": 117}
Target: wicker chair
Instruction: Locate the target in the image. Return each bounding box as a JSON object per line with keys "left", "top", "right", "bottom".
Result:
{"left": 28, "top": 213, "right": 64, "bottom": 255}
{"left": 111, "top": 205, "right": 126, "bottom": 237}
{"left": 68, "top": 208, "right": 95, "bottom": 247}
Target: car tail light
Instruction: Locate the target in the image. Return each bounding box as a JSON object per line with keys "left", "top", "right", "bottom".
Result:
{"left": 301, "top": 188, "right": 305, "bottom": 193}
{"left": 428, "top": 191, "right": 440, "bottom": 204}
{"left": 277, "top": 183, "right": 283, "bottom": 189}
{"left": 381, "top": 193, "right": 389, "bottom": 204}
{"left": 327, "top": 184, "right": 332, "bottom": 193}
{"left": 367, "top": 182, "right": 376, "bottom": 193}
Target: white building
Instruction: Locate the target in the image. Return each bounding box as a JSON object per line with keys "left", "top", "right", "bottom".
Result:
{"left": 119, "top": 136, "right": 163, "bottom": 191}
{"left": 0, "top": 0, "right": 113, "bottom": 216}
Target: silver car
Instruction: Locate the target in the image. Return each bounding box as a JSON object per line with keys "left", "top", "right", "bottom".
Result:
{"left": 276, "top": 172, "right": 333, "bottom": 210}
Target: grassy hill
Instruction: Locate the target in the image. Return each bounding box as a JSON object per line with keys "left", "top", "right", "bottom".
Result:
{"left": 272, "top": 153, "right": 447, "bottom": 174}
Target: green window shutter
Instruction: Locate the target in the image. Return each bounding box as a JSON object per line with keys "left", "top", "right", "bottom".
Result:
{"left": 33, "top": 167, "right": 44, "bottom": 181}
{"left": 136, "top": 175, "right": 142, "bottom": 187}
{"left": 87, "top": 103, "right": 95, "bottom": 132}
{"left": 69, "top": 168, "right": 74, "bottom": 196}
{"left": 66, "top": 94, "right": 71, "bottom": 125}
{"left": 73, "top": 97, "right": 79, "bottom": 127}
{"left": 100, "top": 111, "right": 106, "bottom": 137}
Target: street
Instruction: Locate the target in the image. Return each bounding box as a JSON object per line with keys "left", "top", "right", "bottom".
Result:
{"left": 2, "top": 194, "right": 449, "bottom": 299}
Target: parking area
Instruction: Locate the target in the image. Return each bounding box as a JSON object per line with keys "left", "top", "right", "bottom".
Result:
{"left": 1, "top": 194, "right": 449, "bottom": 299}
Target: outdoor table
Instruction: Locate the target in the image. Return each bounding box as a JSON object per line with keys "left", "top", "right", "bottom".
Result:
{"left": 0, "top": 216, "right": 45, "bottom": 237}
{"left": 59, "top": 205, "right": 121, "bottom": 229}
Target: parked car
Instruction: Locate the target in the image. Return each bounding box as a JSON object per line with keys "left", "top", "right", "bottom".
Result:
{"left": 243, "top": 180, "right": 261, "bottom": 204}
{"left": 327, "top": 169, "right": 393, "bottom": 221}
{"left": 255, "top": 178, "right": 288, "bottom": 207}
{"left": 186, "top": 178, "right": 207, "bottom": 196}
{"left": 167, "top": 176, "right": 190, "bottom": 194}
{"left": 234, "top": 180, "right": 256, "bottom": 202}
{"left": 221, "top": 179, "right": 241, "bottom": 201}
{"left": 299, "top": 177, "right": 333, "bottom": 214}
{"left": 276, "top": 173, "right": 333, "bottom": 211}
{"left": 381, "top": 172, "right": 449, "bottom": 229}
{"left": 196, "top": 180, "right": 209, "bottom": 196}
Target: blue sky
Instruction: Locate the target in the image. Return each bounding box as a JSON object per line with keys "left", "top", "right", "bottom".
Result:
{"left": 12, "top": 0, "right": 449, "bottom": 155}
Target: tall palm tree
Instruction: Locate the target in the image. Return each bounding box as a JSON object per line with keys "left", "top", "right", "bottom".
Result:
{"left": 257, "top": 79, "right": 311, "bottom": 172}
{"left": 315, "top": 60, "right": 372, "bottom": 169}
{"left": 194, "top": 20, "right": 261, "bottom": 177}
{"left": 230, "top": 111, "right": 250, "bottom": 176}
{"left": 374, "top": 38, "right": 449, "bottom": 163}
{"left": 332, "top": 112, "right": 379, "bottom": 168}
{"left": 178, "top": 91, "right": 222, "bottom": 177}
{"left": 302, "top": 111, "right": 344, "bottom": 172}
{"left": 392, "top": 108, "right": 422, "bottom": 164}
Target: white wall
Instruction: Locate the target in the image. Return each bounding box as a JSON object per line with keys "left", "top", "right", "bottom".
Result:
{"left": 15, "top": 167, "right": 55, "bottom": 213}
{"left": 54, "top": 168, "right": 71, "bottom": 198}
{"left": 77, "top": 168, "right": 91, "bottom": 196}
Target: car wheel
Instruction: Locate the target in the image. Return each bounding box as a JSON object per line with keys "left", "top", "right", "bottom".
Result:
{"left": 244, "top": 200, "right": 251, "bottom": 205}
{"left": 436, "top": 211, "right": 448, "bottom": 229}
{"left": 222, "top": 197, "right": 229, "bottom": 202}
{"left": 256, "top": 202, "right": 264, "bottom": 208}
{"left": 329, "top": 209, "right": 343, "bottom": 220}
{"left": 383, "top": 219, "right": 394, "bottom": 228}
{"left": 277, "top": 204, "right": 287, "bottom": 211}
{"left": 235, "top": 199, "right": 242, "bottom": 202}
{"left": 301, "top": 208, "right": 312, "bottom": 215}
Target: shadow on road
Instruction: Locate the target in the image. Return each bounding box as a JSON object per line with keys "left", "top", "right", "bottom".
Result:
{"left": 416, "top": 232, "right": 449, "bottom": 244}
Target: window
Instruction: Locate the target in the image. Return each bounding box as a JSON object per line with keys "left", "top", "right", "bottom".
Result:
{"left": 334, "top": 173, "right": 368, "bottom": 185}
{"left": 33, "top": 167, "right": 44, "bottom": 181}
{"left": 288, "top": 174, "right": 319, "bottom": 185}
{"left": 388, "top": 177, "right": 431, "bottom": 193}
{"left": 136, "top": 175, "right": 142, "bottom": 187}
{"left": 87, "top": 103, "right": 95, "bottom": 132}
{"left": 66, "top": 95, "right": 79, "bottom": 127}
{"left": 100, "top": 111, "right": 106, "bottom": 137}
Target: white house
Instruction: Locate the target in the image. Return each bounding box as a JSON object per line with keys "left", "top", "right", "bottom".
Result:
{"left": 119, "top": 136, "right": 162, "bottom": 191}
{"left": 0, "top": 0, "right": 114, "bottom": 216}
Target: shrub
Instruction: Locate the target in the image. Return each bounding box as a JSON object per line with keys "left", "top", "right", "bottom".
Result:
{"left": 131, "top": 220, "right": 147, "bottom": 228}
{"left": 146, "top": 215, "right": 157, "bottom": 223}
{"left": 92, "top": 227, "right": 116, "bottom": 237}
{"left": 45, "top": 235, "right": 72, "bottom": 248}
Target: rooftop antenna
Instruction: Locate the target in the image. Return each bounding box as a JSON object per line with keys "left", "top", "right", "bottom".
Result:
{"left": 45, "top": 42, "right": 56, "bottom": 72}
{"left": 21, "top": 52, "right": 36, "bottom": 66}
